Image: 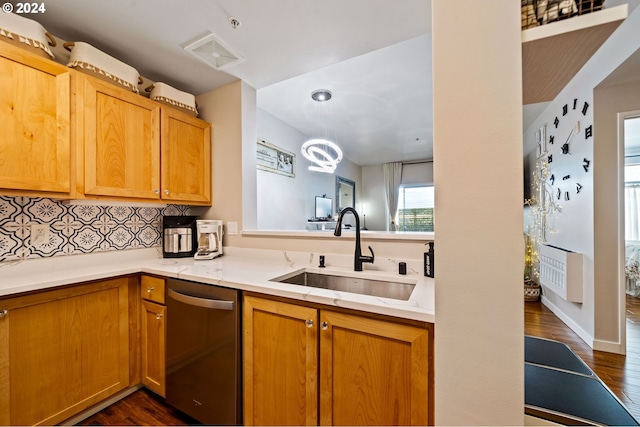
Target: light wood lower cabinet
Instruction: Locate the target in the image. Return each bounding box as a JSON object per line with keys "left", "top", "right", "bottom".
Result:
{"left": 243, "top": 295, "right": 319, "bottom": 426}
{"left": 0, "top": 277, "right": 131, "bottom": 426}
{"left": 140, "top": 275, "right": 166, "bottom": 396}
{"left": 141, "top": 300, "right": 166, "bottom": 396}
{"left": 243, "top": 295, "right": 433, "bottom": 426}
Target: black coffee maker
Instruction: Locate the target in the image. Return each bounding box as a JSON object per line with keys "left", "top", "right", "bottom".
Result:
{"left": 162, "top": 216, "right": 198, "bottom": 258}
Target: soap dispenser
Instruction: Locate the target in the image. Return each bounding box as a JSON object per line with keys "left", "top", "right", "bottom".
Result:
{"left": 424, "top": 242, "right": 434, "bottom": 278}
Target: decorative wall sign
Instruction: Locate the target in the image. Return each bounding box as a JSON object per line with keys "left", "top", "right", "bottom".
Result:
{"left": 256, "top": 138, "right": 295, "bottom": 178}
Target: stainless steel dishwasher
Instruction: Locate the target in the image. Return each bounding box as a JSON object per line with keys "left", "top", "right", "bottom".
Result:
{"left": 165, "top": 278, "right": 241, "bottom": 425}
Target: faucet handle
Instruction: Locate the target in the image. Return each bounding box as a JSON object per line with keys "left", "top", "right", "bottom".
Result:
{"left": 362, "top": 246, "right": 375, "bottom": 264}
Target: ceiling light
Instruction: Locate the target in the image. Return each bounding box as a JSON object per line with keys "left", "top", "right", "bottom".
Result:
{"left": 301, "top": 139, "right": 343, "bottom": 173}
{"left": 311, "top": 89, "right": 332, "bottom": 102}
{"left": 302, "top": 89, "right": 343, "bottom": 173}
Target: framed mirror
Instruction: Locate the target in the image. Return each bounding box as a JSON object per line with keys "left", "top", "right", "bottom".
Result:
{"left": 335, "top": 176, "right": 356, "bottom": 213}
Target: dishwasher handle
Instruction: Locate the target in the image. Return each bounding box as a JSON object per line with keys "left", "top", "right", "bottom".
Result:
{"left": 168, "top": 288, "right": 235, "bottom": 311}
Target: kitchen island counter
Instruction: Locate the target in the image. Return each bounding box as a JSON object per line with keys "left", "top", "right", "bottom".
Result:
{"left": 0, "top": 248, "right": 434, "bottom": 323}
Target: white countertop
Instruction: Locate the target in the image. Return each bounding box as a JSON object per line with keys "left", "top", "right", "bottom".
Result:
{"left": 0, "top": 247, "right": 434, "bottom": 323}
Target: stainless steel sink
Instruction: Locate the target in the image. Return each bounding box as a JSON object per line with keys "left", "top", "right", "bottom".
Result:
{"left": 271, "top": 270, "right": 416, "bottom": 301}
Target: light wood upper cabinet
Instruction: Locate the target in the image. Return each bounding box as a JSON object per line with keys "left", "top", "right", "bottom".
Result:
{"left": 243, "top": 294, "right": 433, "bottom": 426}
{"left": 79, "top": 74, "right": 212, "bottom": 205}
{"left": 0, "top": 277, "right": 130, "bottom": 426}
{"left": 0, "top": 41, "right": 212, "bottom": 205}
{"left": 161, "top": 108, "right": 212, "bottom": 204}
{"left": 81, "top": 75, "right": 161, "bottom": 200}
{"left": 0, "top": 41, "right": 72, "bottom": 197}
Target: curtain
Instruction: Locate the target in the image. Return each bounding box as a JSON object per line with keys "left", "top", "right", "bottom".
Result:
{"left": 383, "top": 162, "right": 403, "bottom": 231}
{"left": 625, "top": 184, "right": 640, "bottom": 241}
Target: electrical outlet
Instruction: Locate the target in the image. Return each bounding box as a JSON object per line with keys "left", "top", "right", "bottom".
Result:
{"left": 30, "top": 224, "right": 50, "bottom": 247}
{"left": 227, "top": 221, "right": 238, "bottom": 235}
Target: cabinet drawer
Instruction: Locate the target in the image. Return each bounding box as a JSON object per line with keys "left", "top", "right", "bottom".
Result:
{"left": 141, "top": 275, "right": 165, "bottom": 304}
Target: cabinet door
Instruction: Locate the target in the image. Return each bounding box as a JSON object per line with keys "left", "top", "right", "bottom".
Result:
{"left": 243, "top": 295, "right": 318, "bottom": 426}
{"left": 0, "top": 41, "right": 71, "bottom": 195}
{"left": 81, "top": 75, "right": 161, "bottom": 199}
{"left": 319, "top": 311, "right": 431, "bottom": 426}
{"left": 0, "top": 277, "right": 130, "bottom": 426}
{"left": 141, "top": 300, "right": 166, "bottom": 396}
{"left": 160, "top": 108, "right": 211, "bottom": 205}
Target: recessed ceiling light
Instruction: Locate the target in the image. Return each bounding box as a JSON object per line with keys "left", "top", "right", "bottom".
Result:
{"left": 311, "top": 89, "right": 332, "bottom": 102}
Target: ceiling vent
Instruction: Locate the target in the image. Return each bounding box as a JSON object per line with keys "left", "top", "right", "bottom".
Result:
{"left": 183, "top": 32, "right": 245, "bottom": 71}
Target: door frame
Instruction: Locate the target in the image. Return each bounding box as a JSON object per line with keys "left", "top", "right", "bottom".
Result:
{"left": 617, "top": 109, "right": 640, "bottom": 356}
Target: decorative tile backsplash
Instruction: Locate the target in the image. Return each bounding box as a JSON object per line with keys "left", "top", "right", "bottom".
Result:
{"left": 0, "top": 196, "right": 190, "bottom": 262}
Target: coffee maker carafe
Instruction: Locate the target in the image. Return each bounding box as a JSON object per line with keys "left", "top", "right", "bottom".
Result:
{"left": 194, "top": 220, "right": 224, "bottom": 260}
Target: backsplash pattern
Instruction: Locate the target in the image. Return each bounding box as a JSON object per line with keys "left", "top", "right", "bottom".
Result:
{"left": 0, "top": 196, "right": 190, "bottom": 262}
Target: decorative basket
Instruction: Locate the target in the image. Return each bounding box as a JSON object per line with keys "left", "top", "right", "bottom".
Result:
{"left": 146, "top": 82, "right": 198, "bottom": 116}
{"left": 0, "top": 12, "right": 56, "bottom": 59}
{"left": 523, "top": 0, "right": 605, "bottom": 29}
{"left": 64, "top": 41, "right": 141, "bottom": 93}
{"left": 524, "top": 280, "right": 541, "bottom": 302}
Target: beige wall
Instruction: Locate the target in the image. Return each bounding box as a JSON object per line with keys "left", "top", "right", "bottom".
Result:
{"left": 433, "top": 1, "right": 524, "bottom": 424}
{"left": 196, "top": 80, "right": 244, "bottom": 246}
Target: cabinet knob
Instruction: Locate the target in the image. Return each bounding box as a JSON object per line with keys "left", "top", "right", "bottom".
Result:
{"left": 146, "top": 287, "right": 154, "bottom": 293}
{"left": 156, "top": 313, "right": 164, "bottom": 320}
{"left": 164, "top": 189, "right": 170, "bottom": 195}
{"left": 154, "top": 189, "right": 159, "bottom": 194}
{"left": 321, "top": 321, "right": 328, "bottom": 330}
{"left": 0, "top": 309, "right": 7, "bottom": 318}
{"left": 305, "top": 319, "right": 314, "bottom": 328}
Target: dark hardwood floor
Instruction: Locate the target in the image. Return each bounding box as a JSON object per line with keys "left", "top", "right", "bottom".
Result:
{"left": 77, "top": 388, "right": 200, "bottom": 426}
{"left": 77, "top": 298, "right": 640, "bottom": 425}
{"left": 525, "top": 295, "right": 640, "bottom": 420}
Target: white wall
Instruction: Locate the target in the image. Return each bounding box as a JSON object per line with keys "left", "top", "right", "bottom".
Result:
{"left": 256, "top": 108, "right": 361, "bottom": 229}
{"left": 433, "top": 1, "right": 524, "bottom": 424}
{"left": 362, "top": 165, "right": 386, "bottom": 231}
{"left": 524, "top": 5, "right": 640, "bottom": 352}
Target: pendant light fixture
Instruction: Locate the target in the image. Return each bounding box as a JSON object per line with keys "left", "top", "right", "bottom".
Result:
{"left": 301, "top": 89, "right": 343, "bottom": 173}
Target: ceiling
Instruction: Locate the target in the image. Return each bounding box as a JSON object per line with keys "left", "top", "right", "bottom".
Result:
{"left": 18, "top": 0, "right": 432, "bottom": 167}
{"left": 25, "top": 1, "right": 547, "bottom": 166}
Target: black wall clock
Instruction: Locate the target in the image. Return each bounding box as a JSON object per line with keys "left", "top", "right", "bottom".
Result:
{"left": 547, "top": 97, "right": 593, "bottom": 201}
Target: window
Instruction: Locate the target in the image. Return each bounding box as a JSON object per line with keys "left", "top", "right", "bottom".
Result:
{"left": 396, "top": 185, "right": 434, "bottom": 232}
{"left": 625, "top": 164, "right": 640, "bottom": 241}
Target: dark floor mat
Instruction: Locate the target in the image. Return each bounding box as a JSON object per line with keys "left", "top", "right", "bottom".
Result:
{"left": 525, "top": 335, "right": 594, "bottom": 376}
{"left": 526, "top": 363, "right": 639, "bottom": 426}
